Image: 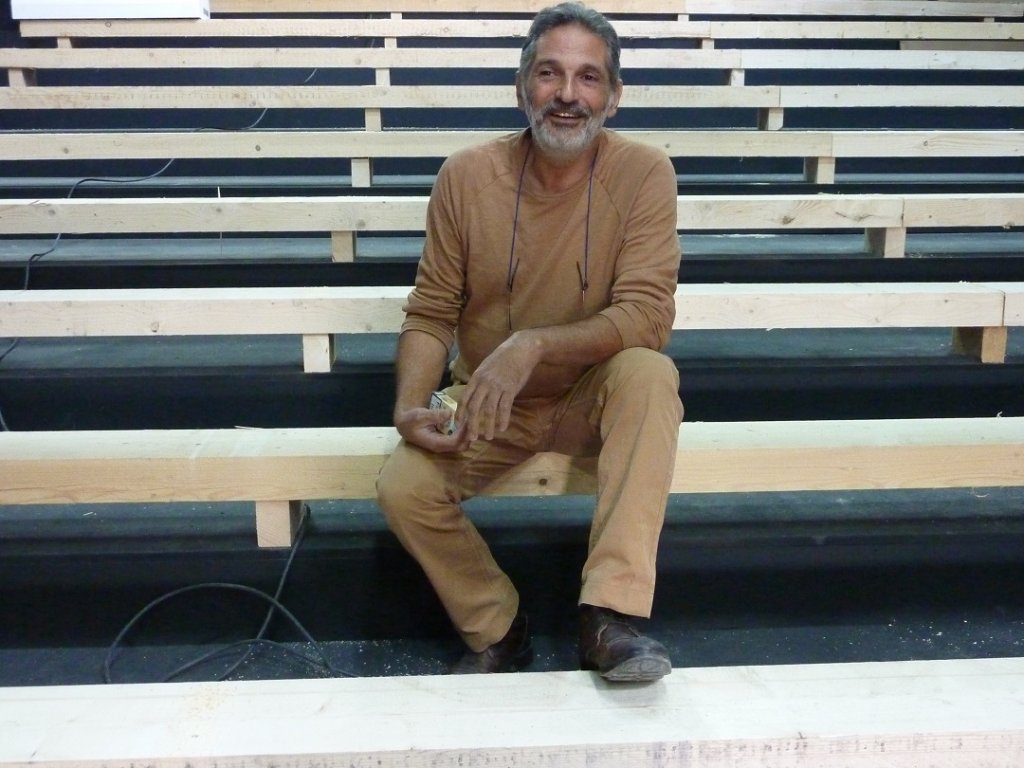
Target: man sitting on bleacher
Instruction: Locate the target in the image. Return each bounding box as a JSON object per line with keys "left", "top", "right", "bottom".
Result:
{"left": 376, "top": 2, "right": 683, "bottom": 683}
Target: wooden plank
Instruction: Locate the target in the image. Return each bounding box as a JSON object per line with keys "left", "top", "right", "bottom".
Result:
{"left": 703, "top": 20, "right": 1024, "bottom": 41}
{"left": 689, "top": 0, "right": 1024, "bottom": 16}
{"left": 0, "top": 46, "right": 750, "bottom": 71}
{"left": 0, "top": 83, "right": 781, "bottom": 110}
{"left": 779, "top": 85, "right": 1024, "bottom": 108}
{"left": 5, "top": 83, "right": 1020, "bottom": 112}
{"left": 3, "top": 129, "right": 1021, "bottom": 165}
{"left": 209, "top": 0, "right": 689, "bottom": 12}
{"left": 673, "top": 282, "right": 1006, "bottom": 330}
{"left": 829, "top": 130, "right": 1024, "bottom": 159}
{"left": 0, "top": 196, "right": 428, "bottom": 235}
{"left": 1003, "top": 282, "right": 1024, "bottom": 325}
{"left": 17, "top": 18, "right": 1024, "bottom": 42}
{"left": 0, "top": 129, "right": 835, "bottom": 162}
{"left": 2, "top": 659, "right": 1024, "bottom": 768}
{"left": 210, "top": 0, "right": 1023, "bottom": 16}
{"left": 951, "top": 326, "right": 1008, "bottom": 364}
{"left": 902, "top": 194, "right": 1024, "bottom": 228}
{"left": 0, "top": 283, "right": 1007, "bottom": 338}
{"left": 0, "top": 418, "right": 1022, "bottom": 505}
{"left": 0, "top": 286, "right": 411, "bottom": 336}
{"left": 677, "top": 193, "right": 905, "bottom": 230}
{"left": 5, "top": 193, "right": 1022, "bottom": 236}
{"left": 4, "top": 46, "right": 1021, "bottom": 72}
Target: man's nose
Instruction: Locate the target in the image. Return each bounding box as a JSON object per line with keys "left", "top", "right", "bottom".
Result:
{"left": 556, "top": 76, "right": 575, "bottom": 103}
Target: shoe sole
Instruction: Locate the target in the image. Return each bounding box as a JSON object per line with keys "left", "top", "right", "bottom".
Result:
{"left": 598, "top": 654, "right": 672, "bottom": 683}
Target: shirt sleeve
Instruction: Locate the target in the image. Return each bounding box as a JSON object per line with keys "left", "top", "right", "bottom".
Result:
{"left": 597, "top": 151, "right": 681, "bottom": 351}
{"left": 400, "top": 156, "right": 466, "bottom": 352}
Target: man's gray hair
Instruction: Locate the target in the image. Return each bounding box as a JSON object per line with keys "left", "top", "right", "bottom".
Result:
{"left": 518, "top": 2, "right": 622, "bottom": 84}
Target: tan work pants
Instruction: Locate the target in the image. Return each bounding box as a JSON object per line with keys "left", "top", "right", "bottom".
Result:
{"left": 376, "top": 347, "right": 683, "bottom": 652}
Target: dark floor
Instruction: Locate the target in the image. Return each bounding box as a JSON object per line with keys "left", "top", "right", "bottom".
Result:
{"left": 2, "top": 486, "right": 1024, "bottom": 687}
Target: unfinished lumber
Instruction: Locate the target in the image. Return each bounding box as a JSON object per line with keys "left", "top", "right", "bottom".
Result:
{"left": 2, "top": 658, "right": 1023, "bottom": 768}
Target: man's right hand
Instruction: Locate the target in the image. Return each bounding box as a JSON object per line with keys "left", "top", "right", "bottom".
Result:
{"left": 395, "top": 405, "right": 469, "bottom": 454}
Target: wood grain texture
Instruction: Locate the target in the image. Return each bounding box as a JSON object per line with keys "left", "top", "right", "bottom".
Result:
{"left": 0, "top": 283, "right": 1010, "bottom": 337}
{"left": 2, "top": 658, "right": 1023, "bottom": 767}
{"left": 3, "top": 193, "right": 1022, "bottom": 236}
{"left": 1, "top": 418, "right": 1021, "bottom": 505}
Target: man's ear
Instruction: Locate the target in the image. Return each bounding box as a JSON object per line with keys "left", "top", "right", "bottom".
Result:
{"left": 606, "top": 79, "right": 623, "bottom": 118}
{"left": 515, "top": 75, "right": 526, "bottom": 110}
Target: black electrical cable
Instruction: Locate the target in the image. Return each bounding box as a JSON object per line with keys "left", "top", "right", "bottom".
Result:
{"left": 103, "top": 505, "right": 356, "bottom": 684}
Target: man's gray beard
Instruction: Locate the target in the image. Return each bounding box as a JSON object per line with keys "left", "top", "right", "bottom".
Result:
{"left": 523, "top": 96, "right": 609, "bottom": 161}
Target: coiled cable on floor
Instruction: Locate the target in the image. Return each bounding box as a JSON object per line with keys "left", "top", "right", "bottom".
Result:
{"left": 103, "top": 505, "right": 356, "bottom": 683}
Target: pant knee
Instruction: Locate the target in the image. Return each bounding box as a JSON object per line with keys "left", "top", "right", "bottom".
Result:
{"left": 608, "top": 348, "right": 680, "bottom": 399}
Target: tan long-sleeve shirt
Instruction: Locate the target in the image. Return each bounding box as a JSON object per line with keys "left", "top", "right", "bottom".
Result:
{"left": 402, "top": 128, "right": 681, "bottom": 399}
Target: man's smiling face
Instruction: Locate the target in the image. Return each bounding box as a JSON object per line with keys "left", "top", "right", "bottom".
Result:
{"left": 517, "top": 22, "right": 622, "bottom": 162}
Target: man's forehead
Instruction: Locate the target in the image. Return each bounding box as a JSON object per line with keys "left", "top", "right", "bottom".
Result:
{"left": 532, "top": 23, "right": 612, "bottom": 69}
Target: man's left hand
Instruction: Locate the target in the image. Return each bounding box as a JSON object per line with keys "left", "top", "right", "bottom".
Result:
{"left": 459, "top": 332, "right": 538, "bottom": 441}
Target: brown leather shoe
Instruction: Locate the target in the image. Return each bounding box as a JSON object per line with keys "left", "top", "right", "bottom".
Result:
{"left": 579, "top": 604, "right": 671, "bottom": 682}
{"left": 448, "top": 611, "right": 533, "bottom": 674}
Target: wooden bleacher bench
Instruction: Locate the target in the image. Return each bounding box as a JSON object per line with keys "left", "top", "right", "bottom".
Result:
{"left": 3, "top": 35, "right": 1021, "bottom": 184}
{"left": 15, "top": 17, "right": 1024, "bottom": 46}
{"left": 3, "top": 656, "right": 1023, "bottom": 767}
{"left": 2, "top": 128, "right": 1022, "bottom": 187}
{"left": 2, "top": 192, "right": 1021, "bottom": 260}
{"left": 208, "top": 0, "right": 1024, "bottom": 18}
{"left": 2, "top": 417, "right": 1022, "bottom": 547}
{"left": 3, "top": 72, "right": 1020, "bottom": 134}
{"left": 1, "top": 3, "right": 1020, "bottom": 549}
{"left": 3, "top": 4, "right": 1020, "bottom": 191}
{"left": 5, "top": 12, "right": 1022, "bottom": 135}
{"left": 0, "top": 282, "right": 1018, "bottom": 372}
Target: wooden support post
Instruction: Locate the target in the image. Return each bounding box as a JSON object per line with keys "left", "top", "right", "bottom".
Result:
{"left": 865, "top": 226, "right": 908, "bottom": 258}
{"left": 255, "top": 499, "right": 303, "bottom": 548}
{"left": 384, "top": 11, "right": 400, "bottom": 48}
{"left": 952, "top": 326, "right": 1008, "bottom": 364}
{"left": 56, "top": 36, "right": 73, "bottom": 48}
{"left": 302, "top": 334, "right": 335, "bottom": 373}
{"left": 330, "top": 230, "right": 355, "bottom": 262}
{"left": 757, "top": 107, "right": 784, "bottom": 131}
{"left": 700, "top": 37, "right": 714, "bottom": 50}
{"left": 350, "top": 158, "right": 372, "bottom": 187}
{"left": 7, "top": 67, "right": 37, "bottom": 87}
{"left": 364, "top": 107, "right": 383, "bottom": 132}
{"left": 727, "top": 69, "right": 744, "bottom": 87}
{"left": 804, "top": 156, "right": 836, "bottom": 184}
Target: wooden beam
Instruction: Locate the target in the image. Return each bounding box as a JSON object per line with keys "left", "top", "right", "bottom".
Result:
{"left": 0, "top": 83, "right": 788, "bottom": 111}
{"left": 0, "top": 129, "right": 841, "bottom": 162}
{"left": 2, "top": 658, "right": 1024, "bottom": 767}
{"left": 17, "top": 18, "right": 1024, "bottom": 41}
{"left": 803, "top": 156, "right": 835, "bottom": 184}
{"left": 1, "top": 130, "right": 1019, "bottom": 167}
{"left": 952, "top": 326, "right": 1009, "bottom": 364}
{"left": 209, "top": 0, "right": 1022, "bottom": 16}
{"left": 1, "top": 418, "right": 1022, "bottom": 507}
{"left": 865, "top": 226, "right": 908, "bottom": 258}
{"left": 255, "top": 498, "right": 302, "bottom": 548}
{"left": 0, "top": 283, "right": 1008, "bottom": 338}
{"left": 3, "top": 193, "right": 1019, "bottom": 237}
{"left": 301, "top": 333, "right": 334, "bottom": 373}
{"left": 0, "top": 196, "right": 1017, "bottom": 264}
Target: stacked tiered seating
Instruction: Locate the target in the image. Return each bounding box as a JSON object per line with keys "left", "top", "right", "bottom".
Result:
{"left": 1, "top": 2, "right": 1024, "bottom": 763}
